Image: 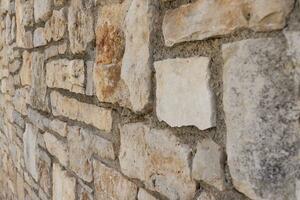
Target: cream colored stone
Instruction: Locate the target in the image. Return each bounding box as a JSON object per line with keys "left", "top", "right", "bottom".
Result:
{"left": 197, "top": 191, "right": 216, "bottom": 200}
{"left": 30, "top": 52, "right": 49, "bottom": 112}
{"left": 121, "top": 0, "right": 157, "bottom": 112}
{"left": 138, "top": 189, "right": 158, "bottom": 200}
{"left": 5, "top": 14, "right": 15, "bottom": 45}
{"left": 43, "top": 132, "right": 68, "bottom": 167}
{"left": 44, "top": 8, "right": 66, "bottom": 42}
{"left": 33, "top": 27, "right": 46, "bottom": 47}
{"left": 46, "top": 59, "right": 85, "bottom": 94}
{"left": 50, "top": 91, "right": 112, "bottom": 132}
{"left": 49, "top": 119, "right": 67, "bottom": 137}
{"left": 13, "top": 87, "right": 30, "bottom": 115}
{"left": 86, "top": 61, "right": 94, "bottom": 96}
{"left": 68, "top": 0, "right": 94, "bottom": 54}
{"left": 53, "top": 163, "right": 76, "bottom": 200}
{"left": 155, "top": 57, "right": 215, "bottom": 130}
{"left": 34, "top": 0, "right": 52, "bottom": 22}
{"left": 119, "top": 122, "right": 196, "bottom": 200}
{"left": 23, "top": 123, "right": 38, "bottom": 181}
{"left": 93, "top": 160, "right": 138, "bottom": 200}
{"left": 37, "top": 149, "right": 51, "bottom": 196}
{"left": 77, "top": 179, "right": 93, "bottom": 200}
{"left": 163, "top": 0, "right": 294, "bottom": 46}
{"left": 20, "top": 51, "right": 32, "bottom": 86}
{"left": 192, "top": 138, "right": 225, "bottom": 190}
{"left": 45, "top": 42, "right": 67, "bottom": 59}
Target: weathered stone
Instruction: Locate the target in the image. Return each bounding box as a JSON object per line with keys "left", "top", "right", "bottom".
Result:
{"left": 155, "top": 57, "right": 215, "bottom": 130}
{"left": 15, "top": 0, "right": 33, "bottom": 48}
{"left": 197, "top": 191, "right": 216, "bottom": 200}
{"left": 93, "top": 160, "right": 138, "bottom": 200}
{"left": 192, "top": 138, "right": 225, "bottom": 190}
{"left": 119, "top": 122, "right": 196, "bottom": 200}
{"left": 44, "top": 8, "right": 66, "bottom": 42}
{"left": 68, "top": 126, "right": 115, "bottom": 182}
{"left": 30, "top": 52, "right": 49, "bottom": 112}
{"left": 43, "top": 132, "right": 68, "bottom": 167}
{"left": 33, "top": 27, "right": 46, "bottom": 47}
{"left": 50, "top": 91, "right": 112, "bottom": 132}
{"left": 20, "top": 51, "right": 32, "bottom": 86}
{"left": 49, "top": 119, "right": 67, "bottom": 137}
{"left": 1, "top": 75, "right": 15, "bottom": 96}
{"left": 121, "top": 0, "right": 157, "bottom": 112}
{"left": 285, "top": 31, "right": 300, "bottom": 65}
{"left": 38, "top": 149, "right": 51, "bottom": 196}
{"left": 68, "top": 0, "right": 94, "bottom": 54}
{"left": 54, "top": 0, "right": 65, "bottom": 7}
{"left": 34, "top": 0, "right": 52, "bottom": 22}
{"left": 223, "top": 38, "right": 300, "bottom": 200}
{"left": 44, "top": 42, "right": 67, "bottom": 59}
{"left": 163, "top": 0, "right": 294, "bottom": 46}
{"left": 86, "top": 61, "right": 94, "bottom": 96}
{"left": 23, "top": 123, "right": 38, "bottom": 181}
{"left": 138, "top": 189, "right": 158, "bottom": 200}
{"left": 28, "top": 108, "right": 51, "bottom": 131}
{"left": 9, "top": 60, "right": 21, "bottom": 73}
{"left": 53, "top": 163, "right": 76, "bottom": 200}
{"left": 13, "top": 87, "right": 30, "bottom": 116}
{"left": 5, "top": 15, "right": 15, "bottom": 45}
{"left": 46, "top": 59, "right": 85, "bottom": 94}
{"left": 77, "top": 179, "right": 94, "bottom": 200}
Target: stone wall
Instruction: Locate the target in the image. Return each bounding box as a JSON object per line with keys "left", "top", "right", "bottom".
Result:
{"left": 0, "top": 0, "right": 299, "bottom": 200}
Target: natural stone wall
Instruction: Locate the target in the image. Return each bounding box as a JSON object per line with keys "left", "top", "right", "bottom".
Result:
{"left": 0, "top": 0, "right": 299, "bottom": 200}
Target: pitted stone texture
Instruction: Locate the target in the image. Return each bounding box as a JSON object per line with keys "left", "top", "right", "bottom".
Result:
{"left": 38, "top": 149, "right": 51, "bottom": 196}
{"left": 94, "top": 2, "right": 129, "bottom": 106}
{"left": 68, "top": 0, "right": 94, "bottom": 54}
{"left": 223, "top": 38, "right": 300, "bottom": 200}
{"left": 163, "top": 0, "right": 294, "bottom": 46}
{"left": 23, "top": 123, "right": 38, "bottom": 181}
{"left": 30, "top": 52, "right": 49, "bottom": 112}
{"left": 155, "top": 57, "right": 215, "bottom": 130}
{"left": 44, "top": 8, "right": 67, "bottom": 42}
{"left": 43, "top": 132, "right": 68, "bottom": 167}
{"left": 68, "top": 127, "right": 115, "bottom": 182}
{"left": 192, "top": 138, "right": 225, "bottom": 191}
{"left": 13, "top": 87, "right": 30, "bottom": 115}
{"left": 53, "top": 163, "right": 76, "bottom": 200}
{"left": 119, "top": 122, "right": 196, "bottom": 200}
{"left": 20, "top": 51, "right": 32, "bottom": 86}
{"left": 138, "top": 189, "right": 158, "bottom": 200}
{"left": 45, "top": 42, "right": 67, "bottom": 60}
{"left": 93, "top": 160, "right": 138, "bottom": 200}
{"left": 285, "top": 31, "right": 300, "bottom": 65}
{"left": 50, "top": 91, "right": 112, "bottom": 132}
{"left": 46, "top": 59, "right": 85, "bottom": 94}
{"left": 34, "top": 0, "right": 52, "bottom": 23}
{"left": 120, "top": 0, "right": 157, "bottom": 112}
{"left": 15, "top": 0, "right": 33, "bottom": 48}
{"left": 33, "top": 27, "right": 46, "bottom": 47}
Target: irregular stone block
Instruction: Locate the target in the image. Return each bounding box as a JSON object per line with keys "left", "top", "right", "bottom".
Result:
{"left": 49, "top": 119, "right": 67, "bottom": 137}
{"left": 44, "top": 8, "right": 66, "bottom": 42}
{"left": 20, "top": 51, "right": 32, "bottom": 86}
{"left": 138, "top": 189, "right": 158, "bottom": 200}
{"left": 119, "top": 122, "right": 196, "bottom": 200}
{"left": 33, "top": 27, "right": 46, "bottom": 47}
{"left": 155, "top": 57, "right": 215, "bottom": 130}
{"left": 93, "top": 160, "right": 138, "bottom": 200}
{"left": 43, "top": 132, "right": 68, "bottom": 167}
{"left": 53, "top": 163, "right": 76, "bottom": 200}
{"left": 50, "top": 91, "right": 112, "bottom": 132}
{"left": 13, "top": 87, "right": 30, "bottom": 116}
{"left": 23, "top": 123, "right": 38, "bottom": 181}
{"left": 34, "top": 0, "right": 52, "bottom": 22}
{"left": 46, "top": 59, "right": 85, "bottom": 94}
{"left": 163, "top": 0, "right": 294, "bottom": 46}
{"left": 68, "top": 126, "right": 115, "bottom": 182}
{"left": 77, "top": 179, "right": 93, "bottom": 200}
{"left": 86, "top": 61, "right": 94, "bottom": 96}
{"left": 37, "top": 149, "right": 51, "bottom": 196}
{"left": 223, "top": 38, "right": 300, "bottom": 200}
{"left": 192, "top": 138, "right": 225, "bottom": 190}
{"left": 44, "top": 42, "right": 67, "bottom": 59}
{"left": 68, "top": 0, "right": 94, "bottom": 54}
{"left": 5, "top": 14, "right": 15, "bottom": 45}
{"left": 30, "top": 52, "right": 49, "bottom": 112}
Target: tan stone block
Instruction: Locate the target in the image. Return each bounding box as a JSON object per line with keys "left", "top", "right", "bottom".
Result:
{"left": 44, "top": 8, "right": 67, "bottom": 42}
{"left": 20, "top": 51, "right": 32, "bottom": 86}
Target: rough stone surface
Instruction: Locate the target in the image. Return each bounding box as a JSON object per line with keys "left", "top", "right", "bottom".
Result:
{"left": 119, "top": 122, "right": 196, "bottom": 200}
{"left": 44, "top": 132, "right": 68, "bottom": 167}
{"left": 223, "top": 38, "right": 300, "bottom": 200}
{"left": 33, "top": 27, "right": 46, "bottom": 47}
{"left": 46, "top": 59, "right": 85, "bottom": 94}
{"left": 138, "top": 189, "right": 158, "bottom": 200}
{"left": 44, "top": 8, "right": 66, "bottom": 42}
{"left": 93, "top": 160, "right": 138, "bottom": 200}
{"left": 68, "top": 0, "right": 94, "bottom": 54}
{"left": 53, "top": 163, "right": 76, "bottom": 200}
{"left": 155, "top": 57, "right": 216, "bottom": 130}
{"left": 192, "top": 138, "right": 225, "bottom": 191}
{"left": 34, "top": 0, "right": 52, "bottom": 23}
{"left": 50, "top": 91, "right": 113, "bottom": 131}
{"left": 23, "top": 123, "right": 38, "bottom": 181}
{"left": 197, "top": 191, "right": 216, "bottom": 200}
{"left": 20, "top": 51, "right": 32, "bottom": 86}
{"left": 163, "top": 0, "right": 294, "bottom": 46}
